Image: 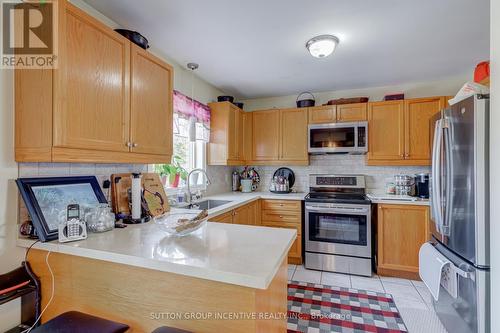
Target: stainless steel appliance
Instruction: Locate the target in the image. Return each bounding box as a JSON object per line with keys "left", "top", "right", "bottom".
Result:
{"left": 429, "top": 94, "right": 490, "bottom": 333}
{"left": 304, "top": 175, "right": 372, "bottom": 276}
{"left": 308, "top": 122, "right": 368, "bottom": 154}
{"left": 415, "top": 173, "right": 430, "bottom": 198}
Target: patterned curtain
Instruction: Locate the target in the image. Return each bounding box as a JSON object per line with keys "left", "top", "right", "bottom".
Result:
{"left": 173, "top": 90, "right": 210, "bottom": 141}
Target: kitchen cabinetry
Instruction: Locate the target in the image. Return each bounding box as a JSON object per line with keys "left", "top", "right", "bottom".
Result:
{"left": 261, "top": 200, "right": 302, "bottom": 264}
{"left": 252, "top": 109, "right": 280, "bottom": 162}
{"left": 252, "top": 108, "right": 309, "bottom": 165}
{"left": 376, "top": 204, "right": 430, "bottom": 279}
{"left": 15, "top": 1, "right": 173, "bottom": 163}
{"left": 336, "top": 103, "right": 368, "bottom": 122}
{"left": 208, "top": 102, "right": 245, "bottom": 165}
{"left": 242, "top": 112, "right": 253, "bottom": 163}
{"left": 367, "top": 97, "right": 446, "bottom": 166}
{"left": 308, "top": 105, "right": 336, "bottom": 124}
{"left": 210, "top": 200, "right": 261, "bottom": 225}
{"left": 308, "top": 104, "right": 367, "bottom": 124}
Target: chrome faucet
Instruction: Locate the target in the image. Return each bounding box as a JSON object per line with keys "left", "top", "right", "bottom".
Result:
{"left": 186, "top": 168, "right": 211, "bottom": 204}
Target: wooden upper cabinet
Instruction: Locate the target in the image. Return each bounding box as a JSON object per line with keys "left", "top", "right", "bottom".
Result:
{"left": 280, "top": 108, "right": 308, "bottom": 163}
{"left": 308, "top": 105, "right": 336, "bottom": 124}
{"left": 130, "top": 45, "right": 173, "bottom": 156}
{"left": 53, "top": 3, "right": 130, "bottom": 152}
{"left": 252, "top": 109, "right": 280, "bottom": 161}
{"left": 242, "top": 112, "right": 253, "bottom": 162}
{"left": 404, "top": 97, "right": 444, "bottom": 162}
{"left": 367, "top": 96, "right": 446, "bottom": 166}
{"left": 368, "top": 101, "right": 405, "bottom": 162}
{"left": 15, "top": 1, "right": 174, "bottom": 163}
{"left": 207, "top": 102, "right": 244, "bottom": 165}
{"left": 336, "top": 103, "right": 367, "bottom": 122}
{"left": 377, "top": 204, "right": 430, "bottom": 279}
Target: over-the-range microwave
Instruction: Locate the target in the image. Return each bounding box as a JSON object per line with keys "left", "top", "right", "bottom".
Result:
{"left": 308, "top": 121, "right": 368, "bottom": 154}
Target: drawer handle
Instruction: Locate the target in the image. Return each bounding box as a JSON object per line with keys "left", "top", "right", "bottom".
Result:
{"left": 279, "top": 204, "right": 284, "bottom": 206}
{"left": 279, "top": 215, "right": 283, "bottom": 218}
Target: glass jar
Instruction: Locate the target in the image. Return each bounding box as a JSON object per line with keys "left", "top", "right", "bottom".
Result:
{"left": 84, "top": 204, "right": 115, "bottom": 233}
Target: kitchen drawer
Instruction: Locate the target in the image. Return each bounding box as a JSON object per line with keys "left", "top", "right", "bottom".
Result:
{"left": 260, "top": 221, "right": 301, "bottom": 234}
{"left": 262, "top": 210, "right": 301, "bottom": 224}
{"left": 261, "top": 199, "right": 301, "bottom": 212}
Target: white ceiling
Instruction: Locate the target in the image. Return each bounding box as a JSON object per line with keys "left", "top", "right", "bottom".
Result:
{"left": 83, "top": 0, "right": 490, "bottom": 99}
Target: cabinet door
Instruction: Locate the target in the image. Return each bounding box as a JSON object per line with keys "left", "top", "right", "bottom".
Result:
{"left": 211, "top": 211, "right": 233, "bottom": 224}
{"left": 252, "top": 110, "right": 280, "bottom": 161}
{"left": 242, "top": 112, "right": 253, "bottom": 163}
{"left": 337, "top": 103, "right": 367, "bottom": 122}
{"left": 226, "top": 107, "right": 238, "bottom": 160}
{"left": 54, "top": 3, "right": 130, "bottom": 152}
{"left": 377, "top": 204, "right": 430, "bottom": 275}
{"left": 130, "top": 45, "right": 173, "bottom": 156}
{"left": 404, "top": 97, "right": 444, "bottom": 162}
{"left": 234, "top": 108, "right": 243, "bottom": 161}
{"left": 280, "top": 108, "right": 308, "bottom": 162}
{"left": 367, "top": 101, "right": 405, "bottom": 161}
{"left": 233, "top": 205, "right": 249, "bottom": 225}
{"left": 308, "top": 105, "right": 336, "bottom": 124}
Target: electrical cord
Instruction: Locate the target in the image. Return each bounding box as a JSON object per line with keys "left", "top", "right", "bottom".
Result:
{"left": 22, "top": 249, "right": 54, "bottom": 333}
{"left": 24, "top": 239, "right": 40, "bottom": 263}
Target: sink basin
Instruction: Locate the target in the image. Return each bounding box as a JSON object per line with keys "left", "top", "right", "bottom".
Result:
{"left": 189, "top": 200, "right": 232, "bottom": 210}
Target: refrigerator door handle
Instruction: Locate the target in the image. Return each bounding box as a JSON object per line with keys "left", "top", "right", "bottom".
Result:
{"left": 442, "top": 124, "right": 453, "bottom": 236}
{"left": 431, "top": 119, "right": 444, "bottom": 233}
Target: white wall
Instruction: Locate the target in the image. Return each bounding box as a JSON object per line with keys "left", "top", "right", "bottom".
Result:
{"left": 241, "top": 72, "right": 470, "bottom": 111}
{"left": 490, "top": 0, "right": 499, "bottom": 331}
{"left": 0, "top": 68, "right": 23, "bottom": 331}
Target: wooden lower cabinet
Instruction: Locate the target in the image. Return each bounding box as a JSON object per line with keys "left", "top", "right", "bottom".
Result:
{"left": 261, "top": 200, "right": 302, "bottom": 265}
{"left": 210, "top": 199, "right": 303, "bottom": 264}
{"left": 376, "top": 204, "right": 430, "bottom": 279}
{"left": 210, "top": 200, "right": 260, "bottom": 225}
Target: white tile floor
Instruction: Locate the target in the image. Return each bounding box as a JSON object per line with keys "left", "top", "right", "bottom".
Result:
{"left": 288, "top": 264, "right": 448, "bottom": 333}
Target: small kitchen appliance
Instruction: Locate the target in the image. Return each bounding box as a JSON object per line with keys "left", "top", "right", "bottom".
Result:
{"left": 415, "top": 173, "right": 430, "bottom": 199}
{"left": 269, "top": 167, "right": 295, "bottom": 194}
{"left": 308, "top": 122, "right": 368, "bottom": 154}
{"left": 304, "top": 175, "right": 372, "bottom": 276}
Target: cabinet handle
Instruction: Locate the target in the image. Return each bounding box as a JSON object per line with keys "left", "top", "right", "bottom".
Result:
{"left": 279, "top": 215, "right": 283, "bottom": 218}
{"left": 132, "top": 143, "right": 138, "bottom": 147}
{"left": 126, "top": 142, "right": 132, "bottom": 148}
{"left": 279, "top": 203, "right": 284, "bottom": 206}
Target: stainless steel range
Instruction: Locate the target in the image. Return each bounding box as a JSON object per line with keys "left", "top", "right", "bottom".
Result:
{"left": 304, "top": 174, "right": 372, "bottom": 276}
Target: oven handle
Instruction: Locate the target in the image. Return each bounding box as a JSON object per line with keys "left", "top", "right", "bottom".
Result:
{"left": 305, "top": 206, "right": 370, "bottom": 215}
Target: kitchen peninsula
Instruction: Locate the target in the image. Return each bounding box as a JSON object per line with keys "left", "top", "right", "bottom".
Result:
{"left": 18, "top": 214, "right": 296, "bottom": 333}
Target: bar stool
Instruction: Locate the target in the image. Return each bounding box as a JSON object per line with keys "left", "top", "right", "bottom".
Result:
{"left": 30, "top": 311, "right": 129, "bottom": 333}
{"left": 152, "top": 327, "right": 192, "bottom": 333}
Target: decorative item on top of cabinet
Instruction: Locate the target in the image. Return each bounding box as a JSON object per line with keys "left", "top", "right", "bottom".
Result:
{"left": 208, "top": 102, "right": 246, "bottom": 166}
{"left": 15, "top": 0, "right": 173, "bottom": 164}
{"left": 376, "top": 204, "right": 430, "bottom": 280}
{"left": 261, "top": 199, "right": 302, "bottom": 264}
{"left": 252, "top": 108, "right": 309, "bottom": 165}
{"left": 367, "top": 96, "right": 446, "bottom": 166}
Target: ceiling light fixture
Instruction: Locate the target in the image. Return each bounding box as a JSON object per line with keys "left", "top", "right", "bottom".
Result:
{"left": 306, "top": 35, "right": 340, "bottom": 58}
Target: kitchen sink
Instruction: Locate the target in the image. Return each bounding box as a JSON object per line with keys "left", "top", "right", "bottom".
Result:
{"left": 188, "top": 200, "right": 232, "bottom": 210}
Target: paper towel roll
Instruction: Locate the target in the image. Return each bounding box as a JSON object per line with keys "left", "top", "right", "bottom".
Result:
{"left": 131, "top": 173, "right": 142, "bottom": 219}
{"left": 419, "top": 242, "right": 450, "bottom": 301}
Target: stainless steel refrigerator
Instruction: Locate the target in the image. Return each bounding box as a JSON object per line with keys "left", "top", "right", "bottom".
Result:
{"left": 430, "top": 94, "right": 490, "bottom": 333}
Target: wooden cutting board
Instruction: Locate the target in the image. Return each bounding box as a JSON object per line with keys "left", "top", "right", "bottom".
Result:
{"left": 110, "top": 173, "right": 170, "bottom": 217}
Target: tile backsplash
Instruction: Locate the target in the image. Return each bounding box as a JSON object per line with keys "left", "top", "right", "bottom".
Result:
{"left": 239, "top": 155, "right": 430, "bottom": 193}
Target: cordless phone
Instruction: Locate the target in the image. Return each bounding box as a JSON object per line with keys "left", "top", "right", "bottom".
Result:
{"left": 58, "top": 204, "right": 87, "bottom": 243}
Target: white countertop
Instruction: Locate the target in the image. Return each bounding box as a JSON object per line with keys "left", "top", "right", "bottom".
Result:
{"left": 367, "top": 192, "right": 430, "bottom": 206}
{"left": 17, "top": 191, "right": 302, "bottom": 290}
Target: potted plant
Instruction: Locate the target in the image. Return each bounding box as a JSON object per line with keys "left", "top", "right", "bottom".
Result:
{"left": 155, "top": 155, "right": 188, "bottom": 188}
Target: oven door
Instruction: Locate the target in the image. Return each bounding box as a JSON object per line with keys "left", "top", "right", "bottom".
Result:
{"left": 305, "top": 203, "right": 371, "bottom": 258}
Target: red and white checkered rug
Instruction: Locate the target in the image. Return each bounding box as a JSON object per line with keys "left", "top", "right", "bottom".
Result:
{"left": 288, "top": 281, "right": 408, "bottom": 333}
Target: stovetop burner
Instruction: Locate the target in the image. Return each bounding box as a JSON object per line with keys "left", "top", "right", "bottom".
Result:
{"left": 305, "top": 193, "right": 371, "bottom": 205}
{"left": 306, "top": 174, "right": 371, "bottom": 205}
